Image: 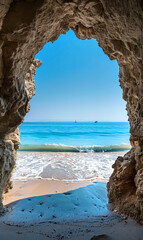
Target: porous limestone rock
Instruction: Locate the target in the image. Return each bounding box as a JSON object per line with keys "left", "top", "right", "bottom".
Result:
{"left": 0, "top": 135, "right": 17, "bottom": 213}
{"left": 0, "top": 0, "right": 143, "bottom": 222}
{"left": 0, "top": 59, "right": 41, "bottom": 212}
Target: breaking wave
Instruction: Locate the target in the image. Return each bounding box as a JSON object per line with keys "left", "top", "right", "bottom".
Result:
{"left": 19, "top": 143, "right": 131, "bottom": 152}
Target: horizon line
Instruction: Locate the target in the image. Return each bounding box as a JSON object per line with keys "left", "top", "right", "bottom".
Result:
{"left": 23, "top": 120, "right": 129, "bottom": 123}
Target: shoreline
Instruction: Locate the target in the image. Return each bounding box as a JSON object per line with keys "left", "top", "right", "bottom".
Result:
{"left": 13, "top": 151, "right": 127, "bottom": 182}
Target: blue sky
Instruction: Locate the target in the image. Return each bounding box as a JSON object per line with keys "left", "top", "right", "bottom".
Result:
{"left": 25, "top": 29, "right": 128, "bottom": 122}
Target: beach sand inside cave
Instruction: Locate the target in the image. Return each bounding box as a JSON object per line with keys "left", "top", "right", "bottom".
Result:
{"left": 4, "top": 179, "right": 94, "bottom": 205}
{"left": 0, "top": 179, "right": 143, "bottom": 240}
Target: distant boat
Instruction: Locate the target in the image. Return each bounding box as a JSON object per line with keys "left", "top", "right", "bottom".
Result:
{"left": 75, "top": 120, "right": 77, "bottom": 123}
{"left": 94, "top": 121, "right": 98, "bottom": 123}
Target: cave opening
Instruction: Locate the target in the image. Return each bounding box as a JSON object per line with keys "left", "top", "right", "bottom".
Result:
{"left": 14, "top": 29, "right": 130, "bottom": 183}
{"left": 3, "top": 30, "right": 131, "bottom": 225}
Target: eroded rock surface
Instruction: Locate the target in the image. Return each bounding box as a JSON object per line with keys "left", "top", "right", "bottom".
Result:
{"left": 0, "top": 0, "right": 143, "bottom": 222}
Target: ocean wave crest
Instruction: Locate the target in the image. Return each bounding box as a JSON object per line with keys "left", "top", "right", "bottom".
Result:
{"left": 19, "top": 143, "right": 131, "bottom": 152}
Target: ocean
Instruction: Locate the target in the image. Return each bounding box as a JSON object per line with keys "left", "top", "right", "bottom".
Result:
{"left": 14, "top": 122, "right": 130, "bottom": 181}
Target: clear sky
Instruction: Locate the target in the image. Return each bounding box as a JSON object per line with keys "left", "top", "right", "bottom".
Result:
{"left": 25, "top": 29, "right": 128, "bottom": 122}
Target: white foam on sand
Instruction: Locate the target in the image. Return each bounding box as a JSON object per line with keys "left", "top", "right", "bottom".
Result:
{"left": 13, "top": 151, "right": 126, "bottom": 181}
{"left": 2, "top": 183, "right": 118, "bottom": 226}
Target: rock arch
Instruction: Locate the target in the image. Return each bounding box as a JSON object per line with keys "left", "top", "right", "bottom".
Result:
{"left": 0, "top": 0, "right": 143, "bottom": 222}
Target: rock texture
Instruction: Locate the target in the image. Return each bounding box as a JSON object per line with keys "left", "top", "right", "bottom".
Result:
{"left": 0, "top": 58, "right": 41, "bottom": 213}
{"left": 0, "top": 0, "right": 143, "bottom": 222}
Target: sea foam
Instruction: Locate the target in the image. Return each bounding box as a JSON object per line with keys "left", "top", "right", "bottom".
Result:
{"left": 13, "top": 151, "right": 127, "bottom": 181}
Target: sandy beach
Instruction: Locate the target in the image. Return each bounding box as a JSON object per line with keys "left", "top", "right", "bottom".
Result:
{"left": 4, "top": 179, "right": 92, "bottom": 205}
{"left": 0, "top": 179, "right": 143, "bottom": 240}
{"left": 0, "top": 215, "right": 143, "bottom": 240}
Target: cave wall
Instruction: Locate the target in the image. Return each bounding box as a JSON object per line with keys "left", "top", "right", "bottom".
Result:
{"left": 0, "top": 0, "right": 143, "bottom": 222}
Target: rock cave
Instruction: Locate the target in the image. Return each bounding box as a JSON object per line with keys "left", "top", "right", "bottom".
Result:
{"left": 0, "top": 0, "right": 143, "bottom": 223}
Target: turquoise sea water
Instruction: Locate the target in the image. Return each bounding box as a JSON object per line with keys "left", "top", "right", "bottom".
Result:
{"left": 15, "top": 122, "right": 130, "bottom": 180}
{"left": 19, "top": 122, "right": 130, "bottom": 152}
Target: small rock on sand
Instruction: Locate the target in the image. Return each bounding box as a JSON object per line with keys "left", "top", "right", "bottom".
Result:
{"left": 90, "top": 234, "right": 110, "bottom": 240}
